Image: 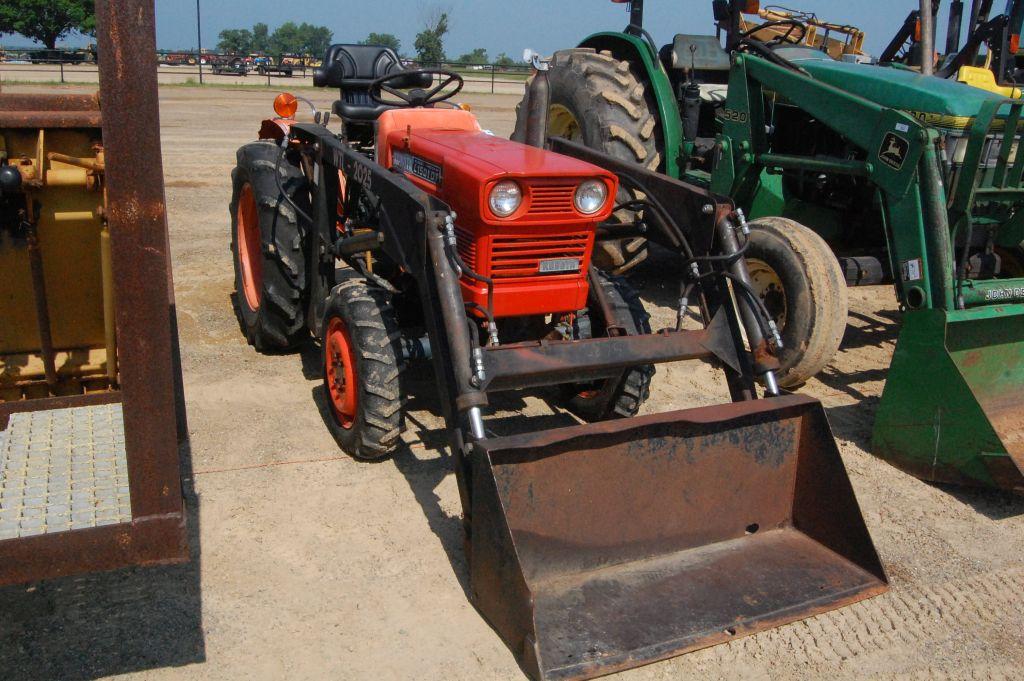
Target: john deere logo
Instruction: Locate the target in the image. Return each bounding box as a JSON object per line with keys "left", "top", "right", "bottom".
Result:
{"left": 879, "top": 133, "right": 909, "bottom": 171}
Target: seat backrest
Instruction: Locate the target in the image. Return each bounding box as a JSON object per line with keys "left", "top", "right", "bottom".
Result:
{"left": 313, "top": 44, "right": 429, "bottom": 89}
{"left": 670, "top": 34, "right": 731, "bottom": 71}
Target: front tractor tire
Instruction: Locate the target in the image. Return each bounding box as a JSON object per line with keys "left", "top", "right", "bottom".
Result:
{"left": 744, "top": 217, "right": 849, "bottom": 388}
{"left": 321, "top": 280, "right": 406, "bottom": 461}
{"left": 563, "top": 271, "right": 655, "bottom": 420}
{"left": 519, "top": 48, "right": 661, "bottom": 274}
{"left": 230, "top": 140, "right": 310, "bottom": 352}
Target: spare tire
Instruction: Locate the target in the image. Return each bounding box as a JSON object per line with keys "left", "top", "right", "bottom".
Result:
{"left": 744, "top": 217, "right": 848, "bottom": 388}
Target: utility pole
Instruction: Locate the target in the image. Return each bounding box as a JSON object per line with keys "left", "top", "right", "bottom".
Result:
{"left": 920, "top": 0, "right": 935, "bottom": 75}
{"left": 196, "top": 0, "right": 203, "bottom": 84}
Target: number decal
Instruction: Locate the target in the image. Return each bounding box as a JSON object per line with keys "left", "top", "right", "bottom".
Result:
{"left": 722, "top": 108, "right": 749, "bottom": 123}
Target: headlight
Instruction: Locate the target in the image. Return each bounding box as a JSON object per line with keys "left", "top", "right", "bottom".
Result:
{"left": 489, "top": 180, "right": 522, "bottom": 217}
{"left": 574, "top": 179, "right": 608, "bottom": 215}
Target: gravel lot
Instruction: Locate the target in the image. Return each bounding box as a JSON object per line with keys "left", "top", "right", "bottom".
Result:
{"left": 1, "top": 84, "right": 1023, "bottom": 681}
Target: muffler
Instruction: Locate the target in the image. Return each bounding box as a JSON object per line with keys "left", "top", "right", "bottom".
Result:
{"left": 468, "top": 393, "right": 888, "bottom": 680}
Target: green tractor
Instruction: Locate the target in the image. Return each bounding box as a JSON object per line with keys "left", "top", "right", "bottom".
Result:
{"left": 517, "top": 0, "right": 1024, "bottom": 492}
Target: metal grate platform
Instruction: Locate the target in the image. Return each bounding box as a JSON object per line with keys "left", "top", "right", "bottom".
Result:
{"left": 0, "top": 403, "right": 131, "bottom": 540}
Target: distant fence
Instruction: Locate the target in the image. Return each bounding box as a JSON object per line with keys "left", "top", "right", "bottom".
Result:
{"left": 0, "top": 47, "right": 531, "bottom": 94}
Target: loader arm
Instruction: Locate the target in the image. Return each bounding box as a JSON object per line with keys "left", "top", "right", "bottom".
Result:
{"left": 712, "top": 54, "right": 1024, "bottom": 492}
{"left": 714, "top": 53, "right": 952, "bottom": 312}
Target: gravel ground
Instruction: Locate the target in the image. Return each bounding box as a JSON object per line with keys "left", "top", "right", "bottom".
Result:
{"left": 1, "top": 85, "right": 1022, "bottom": 681}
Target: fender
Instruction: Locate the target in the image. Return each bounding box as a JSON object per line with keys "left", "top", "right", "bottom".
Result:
{"left": 579, "top": 31, "right": 684, "bottom": 177}
{"left": 258, "top": 117, "right": 293, "bottom": 141}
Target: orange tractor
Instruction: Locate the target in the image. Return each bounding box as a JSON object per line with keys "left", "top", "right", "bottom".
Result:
{"left": 229, "top": 44, "right": 887, "bottom": 680}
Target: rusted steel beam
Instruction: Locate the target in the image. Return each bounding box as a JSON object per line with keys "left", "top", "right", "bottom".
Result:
{"left": 0, "top": 391, "right": 121, "bottom": 430}
{"left": 482, "top": 310, "right": 741, "bottom": 392}
{"left": 0, "top": 111, "right": 102, "bottom": 128}
{"left": 0, "top": 93, "right": 100, "bottom": 111}
{"left": 95, "top": 0, "right": 186, "bottom": 523}
{"left": 0, "top": 515, "right": 187, "bottom": 587}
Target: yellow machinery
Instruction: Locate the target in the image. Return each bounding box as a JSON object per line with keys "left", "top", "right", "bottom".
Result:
{"left": 0, "top": 96, "right": 117, "bottom": 401}
{"left": 740, "top": 5, "right": 866, "bottom": 59}
{"left": 0, "top": 0, "right": 187, "bottom": 586}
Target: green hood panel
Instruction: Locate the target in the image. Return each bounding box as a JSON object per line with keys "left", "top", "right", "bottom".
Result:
{"left": 789, "top": 52, "right": 1006, "bottom": 124}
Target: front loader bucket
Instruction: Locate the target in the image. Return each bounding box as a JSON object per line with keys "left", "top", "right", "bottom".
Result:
{"left": 873, "top": 306, "right": 1024, "bottom": 492}
{"left": 468, "top": 394, "right": 887, "bottom": 680}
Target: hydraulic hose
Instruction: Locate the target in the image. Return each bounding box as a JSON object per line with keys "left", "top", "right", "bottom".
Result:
{"left": 274, "top": 139, "right": 313, "bottom": 225}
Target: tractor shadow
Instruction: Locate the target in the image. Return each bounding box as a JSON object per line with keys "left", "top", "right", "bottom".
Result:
{"left": 0, "top": 441, "right": 205, "bottom": 680}
{"left": 933, "top": 483, "right": 1024, "bottom": 520}
{"left": 308, "top": 354, "right": 580, "bottom": 599}
{"left": 838, "top": 309, "right": 901, "bottom": 351}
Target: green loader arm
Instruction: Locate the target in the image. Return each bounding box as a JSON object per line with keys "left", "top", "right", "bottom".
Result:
{"left": 714, "top": 53, "right": 952, "bottom": 312}
{"left": 714, "top": 54, "right": 1024, "bottom": 491}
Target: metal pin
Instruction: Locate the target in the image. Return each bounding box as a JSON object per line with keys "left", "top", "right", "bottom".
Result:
{"left": 468, "top": 407, "right": 486, "bottom": 440}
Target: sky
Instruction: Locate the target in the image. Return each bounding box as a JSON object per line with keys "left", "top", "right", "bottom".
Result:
{"left": 2, "top": 1, "right": 977, "bottom": 59}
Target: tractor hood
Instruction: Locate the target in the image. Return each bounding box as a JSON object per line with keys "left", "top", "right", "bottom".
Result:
{"left": 780, "top": 48, "right": 1007, "bottom": 129}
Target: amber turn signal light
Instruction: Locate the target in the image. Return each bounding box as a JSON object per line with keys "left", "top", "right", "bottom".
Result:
{"left": 273, "top": 92, "right": 299, "bottom": 119}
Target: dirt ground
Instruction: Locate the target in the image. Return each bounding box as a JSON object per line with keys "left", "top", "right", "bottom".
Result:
{"left": 2, "top": 85, "right": 1024, "bottom": 681}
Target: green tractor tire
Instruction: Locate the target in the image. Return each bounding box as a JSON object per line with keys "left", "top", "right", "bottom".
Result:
{"left": 516, "top": 48, "right": 661, "bottom": 274}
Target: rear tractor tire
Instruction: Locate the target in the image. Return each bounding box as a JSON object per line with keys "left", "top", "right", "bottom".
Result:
{"left": 517, "top": 48, "right": 661, "bottom": 275}
{"left": 321, "top": 280, "right": 406, "bottom": 460}
{"left": 563, "top": 271, "right": 655, "bottom": 420}
{"left": 744, "top": 217, "right": 848, "bottom": 388}
{"left": 230, "top": 140, "right": 311, "bottom": 352}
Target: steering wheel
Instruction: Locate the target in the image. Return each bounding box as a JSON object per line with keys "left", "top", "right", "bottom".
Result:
{"left": 370, "top": 69, "right": 464, "bottom": 108}
{"left": 739, "top": 19, "right": 807, "bottom": 46}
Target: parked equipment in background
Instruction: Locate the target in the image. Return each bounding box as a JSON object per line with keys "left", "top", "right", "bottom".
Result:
{"left": 740, "top": 5, "right": 866, "bottom": 59}
{"left": 253, "top": 56, "right": 294, "bottom": 77}
{"left": 229, "top": 43, "right": 886, "bottom": 680}
{"left": 0, "top": 0, "right": 188, "bottom": 585}
{"left": 211, "top": 56, "right": 248, "bottom": 76}
{"left": 521, "top": 0, "right": 1024, "bottom": 492}
{"left": 881, "top": 1, "right": 1024, "bottom": 96}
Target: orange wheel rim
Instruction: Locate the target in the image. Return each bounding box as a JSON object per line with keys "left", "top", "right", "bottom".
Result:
{"left": 236, "top": 183, "right": 263, "bottom": 310}
{"left": 325, "top": 316, "right": 358, "bottom": 429}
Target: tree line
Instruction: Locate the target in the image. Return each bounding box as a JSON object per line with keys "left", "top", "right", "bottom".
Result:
{"left": 217, "top": 21, "right": 332, "bottom": 57}
{"left": 0, "top": 0, "right": 525, "bottom": 67}
{"left": 220, "top": 13, "right": 521, "bottom": 66}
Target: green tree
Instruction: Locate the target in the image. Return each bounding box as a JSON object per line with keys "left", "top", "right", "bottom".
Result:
{"left": 252, "top": 22, "right": 270, "bottom": 53}
{"left": 0, "top": 0, "right": 94, "bottom": 49}
{"left": 303, "top": 23, "right": 333, "bottom": 56}
{"left": 270, "top": 21, "right": 332, "bottom": 56}
{"left": 494, "top": 52, "right": 516, "bottom": 68}
{"left": 456, "top": 47, "right": 488, "bottom": 64}
{"left": 217, "top": 28, "right": 253, "bottom": 54}
{"left": 360, "top": 32, "right": 401, "bottom": 55}
{"left": 414, "top": 11, "right": 448, "bottom": 64}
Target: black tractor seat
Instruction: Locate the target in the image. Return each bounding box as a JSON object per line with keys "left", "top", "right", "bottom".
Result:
{"left": 313, "top": 44, "right": 431, "bottom": 123}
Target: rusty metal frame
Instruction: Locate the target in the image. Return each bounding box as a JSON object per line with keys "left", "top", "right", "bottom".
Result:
{"left": 0, "top": 0, "right": 188, "bottom": 586}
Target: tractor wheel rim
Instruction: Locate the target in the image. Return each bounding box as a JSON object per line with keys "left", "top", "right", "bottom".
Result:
{"left": 236, "top": 183, "right": 263, "bottom": 311}
{"left": 746, "top": 258, "right": 788, "bottom": 328}
{"left": 549, "top": 104, "right": 582, "bottom": 142}
{"left": 325, "top": 316, "right": 358, "bottom": 429}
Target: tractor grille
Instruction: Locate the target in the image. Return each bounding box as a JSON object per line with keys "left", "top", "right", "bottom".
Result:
{"left": 527, "top": 184, "right": 577, "bottom": 216}
{"left": 489, "top": 233, "right": 589, "bottom": 278}
{"left": 455, "top": 228, "right": 477, "bottom": 266}
{"left": 455, "top": 228, "right": 589, "bottom": 279}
